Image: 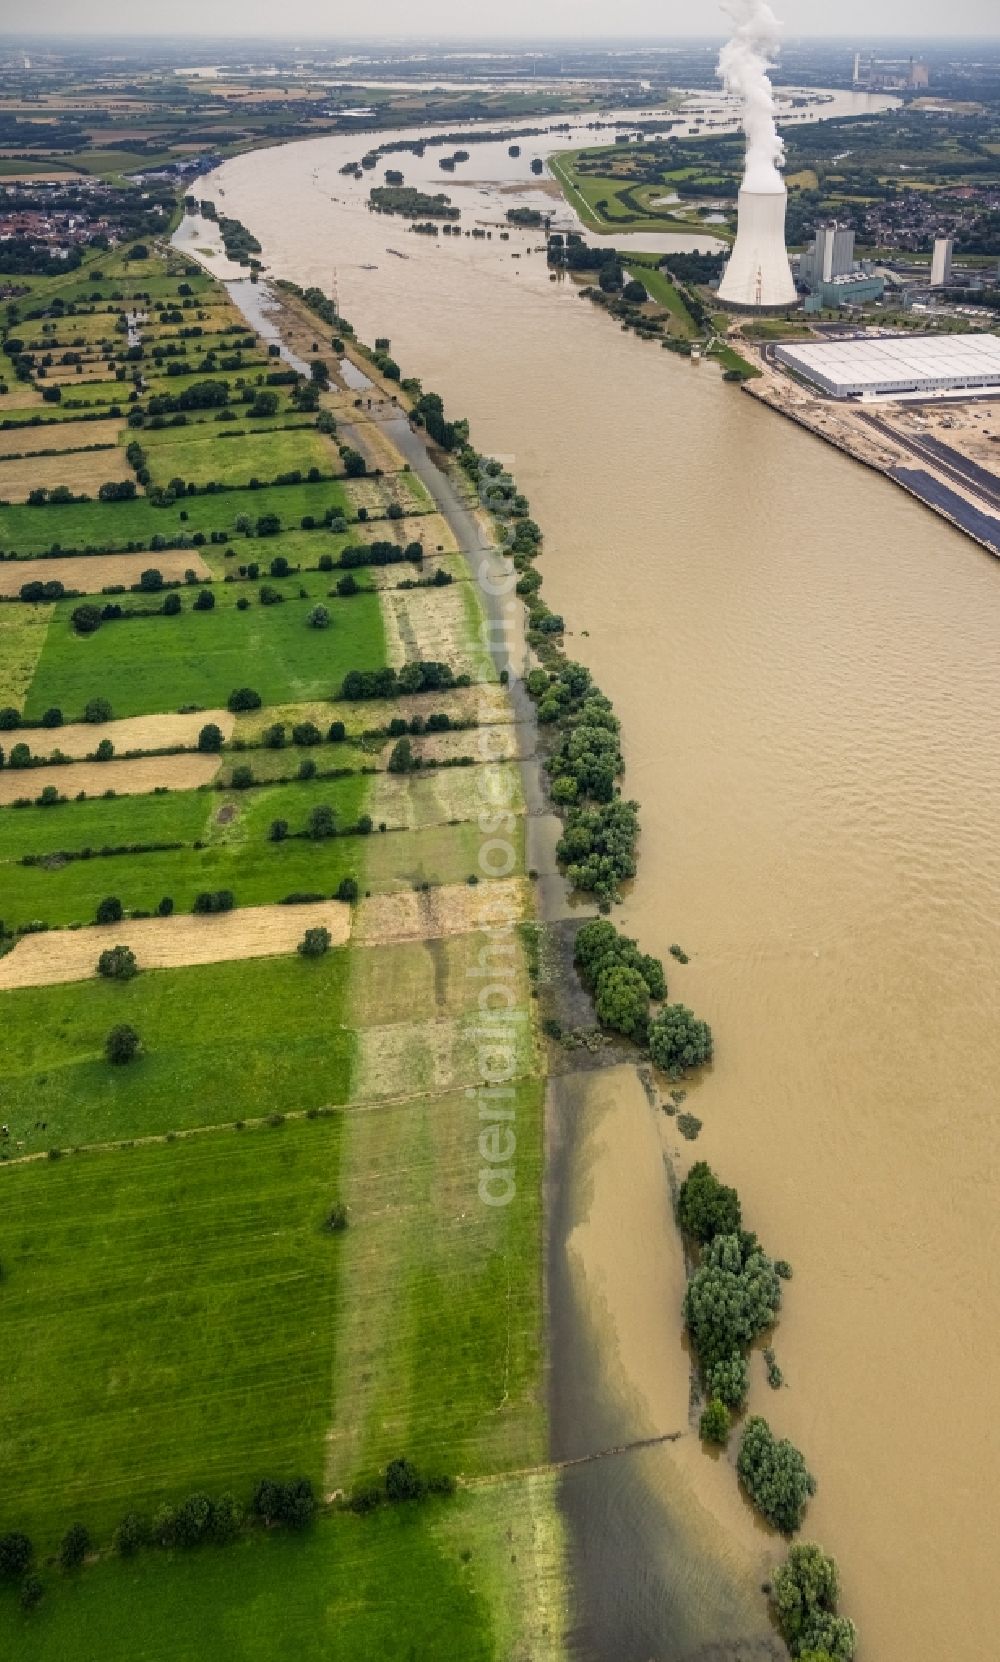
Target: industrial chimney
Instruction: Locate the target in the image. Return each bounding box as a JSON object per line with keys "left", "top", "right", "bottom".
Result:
{"left": 716, "top": 0, "right": 798, "bottom": 312}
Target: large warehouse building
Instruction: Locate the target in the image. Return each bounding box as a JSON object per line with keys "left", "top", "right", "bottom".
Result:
{"left": 774, "top": 333, "right": 1000, "bottom": 398}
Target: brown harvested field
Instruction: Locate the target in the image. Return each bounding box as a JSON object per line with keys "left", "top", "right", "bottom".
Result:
{"left": 0, "top": 446, "right": 131, "bottom": 501}
{"left": 381, "top": 581, "right": 493, "bottom": 681}
{"left": 0, "top": 750, "right": 220, "bottom": 807}
{"left": 0, "top": 548, "right": 211, "bottom": 598}
{"left": 345, "top": 419, "right": 411, "bottom": 476}
{"left": 25, "top": 707, "right": 234, "bottom": 760}
{"left": 355, "top": 876, "right": 528, "bottom": 946}
{"left": 417, "top": 721, "right": 529, "bottom": 765}
{"left": 46, "top": 361, "right": 118, "bottom": 384}
{"left": 363, "top": 553, "right": 465, "bottom": 590}
{"left": 207, "top": 83, "right": 321, "bottom": 102}
{"left": 0, "top": 170, "right": 80, "bottom": 183}
{"left": 0, "top": 899, "right": 351, "bottom": 990}
{"left": 0, "top": 417, "right": 122, "bottom": 458}
{"left": 344, "top": 472, "right": 432, "bottom": 518}
{"left": 0, "top": 386, "right": 44, "bottom": 409}
{"left": 357, "top": 511, "right": 456, "bottom": 554}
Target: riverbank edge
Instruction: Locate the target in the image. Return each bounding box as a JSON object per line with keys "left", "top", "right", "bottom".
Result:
{"left": 745, "top": 374, "right": 1000, "bottom": 562}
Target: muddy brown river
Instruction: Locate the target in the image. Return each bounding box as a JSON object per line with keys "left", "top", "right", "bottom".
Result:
{"left": 198, "top": 95, "right": 998, "bottom": 1661}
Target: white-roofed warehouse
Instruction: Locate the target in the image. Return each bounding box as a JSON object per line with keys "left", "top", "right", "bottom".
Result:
{"left": 774, "top": 333, "right": 1000, "bottom": 398}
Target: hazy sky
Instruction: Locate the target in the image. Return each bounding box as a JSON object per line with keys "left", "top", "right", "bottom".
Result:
{"left": 6, "top": 0, "right": 998, "bottom": 38}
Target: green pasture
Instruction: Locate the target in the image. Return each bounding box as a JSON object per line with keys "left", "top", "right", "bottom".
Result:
{"left": 0, "top": 951, "right": 356, "bottom": 1149}
{"left": 0, "top": 785, "right": 215, "bottom": 863}
{"left": 0, "top": 1483, "right": 561, "bottom": 1662}
{"left": 0, "top": 815, "right": 506, "bottom": 929}
{"left": 0, "top": 1118, "right": 345, "bottom": 1547}
{"left": 0, "top": 403, "right": 127, "bottom": 429}
{"left": 624, "top": 258, "right": 698, "bottom": 336}
{"left": 0, "top": 477, "right": 351, "bottom": 555}
{"left": 23, "top": 583, "right": 383, "bottom": 719}
{"left": 142, "top": 427, "right": 339, "bottom": 489}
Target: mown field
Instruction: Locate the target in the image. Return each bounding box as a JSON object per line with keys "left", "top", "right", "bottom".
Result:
{"left": 0, "top": 1119, "right": 347, "bottom": 1544}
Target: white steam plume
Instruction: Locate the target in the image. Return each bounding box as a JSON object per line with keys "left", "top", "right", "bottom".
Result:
{"left": 717, "top": 0, "right": 787, "bottom": 195}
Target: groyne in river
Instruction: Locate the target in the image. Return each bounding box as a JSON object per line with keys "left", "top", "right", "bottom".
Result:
{"left": 194, "top": 98, "right": 1000, "bottom": 1662}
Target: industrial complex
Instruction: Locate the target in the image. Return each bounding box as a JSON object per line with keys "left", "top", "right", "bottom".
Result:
{"left": 773, "top": 333, "right": 1000, "bottom": 399}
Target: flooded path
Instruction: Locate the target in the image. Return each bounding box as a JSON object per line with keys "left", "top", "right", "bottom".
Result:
{"left": 200, "top": 93, "right": 1000, "bottom": 1661}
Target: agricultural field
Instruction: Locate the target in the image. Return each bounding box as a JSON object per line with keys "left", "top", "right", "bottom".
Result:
{"left": 141, "top": 426, "right": 341, "bottom": 490}
{"left": 0, "top": 1120, "right": 348, "bottom": 1541}
{"left": 0, "top": 549, "right": 211, "bottom": 595}
{"left": 0, "top": 416, "right": 123, "bottom": 456}
{"left": 0, "top": 950, "right": 357, "bottom": 1147}
{"left": 0, "top": 232, "right": 552, "bottom": 1654}
{"left": 6, "top": 1481, "right": 562, "bottom": 1662}
{"left": 0, "top": 477, "right": 352, "bottom": 555}
{"left": 0, "top": 446, "right": 131, "bottom": 502}
{"left": 0, "top": 813, "right": 513, "bottom": 929}
{"left": 0, "top": 601, "right": 51, "bottom": 705}
{"left": 22, "top": 583, "right": 386, "bottom": 719}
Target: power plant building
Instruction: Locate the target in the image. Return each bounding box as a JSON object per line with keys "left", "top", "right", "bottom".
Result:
{"left": 804, "top": 272, "right": 886, "bottom": 311}
{"left": 799, "top": 224, "right": 856, "bottom": 291}
{"left": 774, "top": 333, "right": 1000, "bottom": 399}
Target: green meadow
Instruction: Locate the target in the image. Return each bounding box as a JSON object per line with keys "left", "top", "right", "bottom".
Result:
{"left": 23, "top": 586, "right": 384, "bottom": 719}
{"left": 141, "top": 427, "right": 340, "bottom": 490}
{"left": 0, "top": 816, "right": 502, "bottom": 929}
{"left": 0, "top": 951, "right": 356, "bottom": 1149}
{"left": 0, "top": 1119, "right": 346, "bottom": 1547}
{"left": 0, "top": 1483, "right": 561, "bottom": 1662}
{"left": 0, "top": 786, "right": 215, "bottom": 863}
{"left": 0, "top": 478, "right": 351, "bottom": 556}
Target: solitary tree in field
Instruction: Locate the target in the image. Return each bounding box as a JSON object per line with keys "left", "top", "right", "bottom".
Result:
{"left": 105, "top": 1024, "right": 141, "bottom": 1066}
{"left": 95, "top": 895, "right": 124, "bottom": 926}
{"left": 197, "top": 723, "right": 223, "bottom": 754}
{"left": 298, "top": 926, "right": 332, "bottom": 959}
{"left": 97, "top": 944, "right": 138, "bottom": 982}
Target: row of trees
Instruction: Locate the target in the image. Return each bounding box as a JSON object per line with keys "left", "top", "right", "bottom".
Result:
{"left": 674, "top": 1163, "right": 855, "bottom": 1655}
{"left": 573, "top": 919, "right": 713, "bottom": 1077}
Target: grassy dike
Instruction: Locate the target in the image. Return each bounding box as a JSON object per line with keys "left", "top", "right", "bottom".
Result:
{"left": 0, "top": 238, "right": 567, "bottom": 1657}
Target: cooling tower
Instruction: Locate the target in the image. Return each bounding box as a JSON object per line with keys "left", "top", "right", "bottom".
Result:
{"left": 718, "top": 184, "right": 797, "bottom": 311}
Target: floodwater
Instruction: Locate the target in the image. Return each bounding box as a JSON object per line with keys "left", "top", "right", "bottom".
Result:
{"left": 201, "top": 88, "right": 997, "bottom": 1662}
